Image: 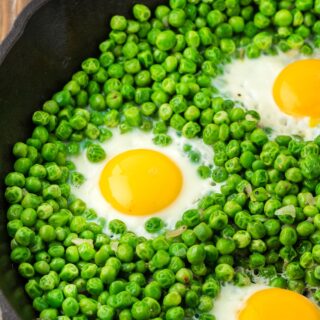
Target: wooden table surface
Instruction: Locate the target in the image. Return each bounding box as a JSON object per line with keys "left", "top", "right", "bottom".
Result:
{"left": 0, "top": 0, "right": 31, "bottom": 42}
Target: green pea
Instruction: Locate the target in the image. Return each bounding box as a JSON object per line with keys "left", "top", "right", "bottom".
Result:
{"left": 207, "top": 10, "right": 224, "bottom": 28}
{"left": 285, "top": 262, "right": 305, "bottom": 280}
{"left": 215, "top": 263, "right": 234, "bottom": 282}
{"left": 150, "top": 238, "right": 168, "bottom": 254}
{"left": 224, "top": 200, "right": 242, "bottom": 217}
{"left": 300, "top": 155, "right": 320, "bottom": 179}
{"left": 39, "top": 309, "right": 58, "bottom": 320}
{"left": 144, "top": 281, "right": 162, "bottom": 300}
{"left": 156, "top": 30, "right": 177, "bottom": 51}
{"left": 249, "top": 252, "right": 266, "bottom": 268}
{"left": 297, "top": 221, "right": 315, "bottom": 237}
{"left": 247, "top": 221, "right": 266, "bottom": 239}
{"left": 61, "top": 297, "right": 79, "bottom": 317}
{"left": 163, "top": 291, "right": 182, "bottom": 308}
{"left": 85, "top": 277, "right": 103, "bottom": 296}
{"left": 18, "top": 262, "right": 35, "bottom": 278}
{"left": 216, "top": 238, "right": 236, "bottom": 255}
{"left": 131, "top": 301, "right": 150, "bottom": 320}
{"left": 193, "top": 222, "right": 213, "bottom": 242}
{"left": 209, "top": 210, "right": 228, "bottom": 230}
{"left": 174, "top": 267, "right": 192, "bottom": 285}
{"left": 203, "top": 124, "right": 219, "bottom": 145}
{"left": 97, "top": 305, "right": 115, "bottom": 319}
{"left": 181, "top": 209, "right": 200, "bottom": 227}
{"left": 187, "top": 245, "right": 206, "bottom": 265}
{"left": 280, "top": 226, "right": 298, "bottom": 246}
{"left": 145, "top": 217, "right": 166, "bottom": 235}
{"left": 46, "top": 288, "right": 64, "bottom": 308}
{"left": 60, "top": 264, "right": 79, "bottom": 282}
{"left": 133, "top": 4, "right": 151, "bottom": 22}
{"left": 233, "top": 230, "right": 251, "bottom": 248}
{"left": 312, "top": 245, "right": 320, "bottom": 263}
{"left": 154, "top": 269, "right": 175, "bottom": 288}
{"left": 165, "top": 306, "right": 184, "bottom": 320}
{"left": 264, "top": 219, "right": 281, "bottom": 236}
{"left": 79, "top": 297, "right": 98, "bottom": 316}
{"left": 170, "top": 242, "right": 188, "bottom": 259}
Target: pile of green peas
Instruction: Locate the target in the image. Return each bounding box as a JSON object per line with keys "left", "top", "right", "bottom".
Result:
{"left": 4, "top": 0, "right": 320, "bottom": 318}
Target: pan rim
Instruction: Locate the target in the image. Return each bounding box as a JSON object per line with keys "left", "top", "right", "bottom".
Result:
{"left": 0, "top": 0, "right": 50, "bottom": 65}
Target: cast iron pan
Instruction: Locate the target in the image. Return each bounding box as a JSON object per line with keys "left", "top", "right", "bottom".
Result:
{"left": 0, "top": 0, "right": 166, "bottom": 318}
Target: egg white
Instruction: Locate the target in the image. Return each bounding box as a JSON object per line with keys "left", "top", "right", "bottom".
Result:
{"left": 213, "top": 49, "right": 320, "bottom": 140}
{"left": 211, "top": 282, "right": 270, "bottom": 320}
{"left": 69, "top": 128, "right": 219, "bottom": 237}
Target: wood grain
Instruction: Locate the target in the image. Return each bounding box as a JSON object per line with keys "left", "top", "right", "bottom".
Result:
{"left": 0, "top": 0, "right": 31, "bottom": 42}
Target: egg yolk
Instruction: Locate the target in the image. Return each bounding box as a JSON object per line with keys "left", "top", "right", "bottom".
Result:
{"left": 238, "top": 288, "right": 320, "bottom": 320}
{"left": 99, "top": 149, "right": 183, "bottom": 216}
{"left": 273, "top": 59, "right": 320, "bottom": 127}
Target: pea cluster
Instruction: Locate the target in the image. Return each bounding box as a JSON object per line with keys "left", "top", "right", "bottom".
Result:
{"left": 4, "top": 0, "right": 320, "bottom": 319}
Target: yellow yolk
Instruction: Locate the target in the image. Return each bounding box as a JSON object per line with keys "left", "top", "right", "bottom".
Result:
{"left": 273, "top": 59, "right": 320, "bottom": 127}
{"left": 238, "top": 288, "right": 320, "bottom": 320}
{"left": 99, "top": 149, "right": 183, "bottom": 216}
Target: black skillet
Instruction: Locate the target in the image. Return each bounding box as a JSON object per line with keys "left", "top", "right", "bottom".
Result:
{"left": 0, "top": 0, "right": 166, "bottom": 318}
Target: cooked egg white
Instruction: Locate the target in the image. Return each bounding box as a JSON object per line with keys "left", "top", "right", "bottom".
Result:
{"left": 213, "top": 50, "right": 320, "bottom": 140}
{"left": 211, "top": 282, "right": 269, "bottom": 320}
{"left": 70, "top": 128, "right": 218, "bottom": 237}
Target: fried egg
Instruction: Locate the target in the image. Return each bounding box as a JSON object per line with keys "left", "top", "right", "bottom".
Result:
{"left": 70, "top": 128, "right": 217, "bottom": 237}
{"left": 212, "top": 283, "right": 320, "bottom": 320}
{"left": 213, "top": 50, "right": 320, "bottom": 140}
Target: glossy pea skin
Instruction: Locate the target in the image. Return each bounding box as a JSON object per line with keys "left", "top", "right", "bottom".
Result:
{"left": 7, "top": 1, "right": 320, "bottom": 319}
{"left": 165, "top": 306, "right": 184, "bottom": 320}
{"left": 215, "top": 263, "right": 234, "bottom": 282}
{"left": 131, "top": 301, "right": 150, "bottom": 320}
